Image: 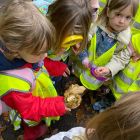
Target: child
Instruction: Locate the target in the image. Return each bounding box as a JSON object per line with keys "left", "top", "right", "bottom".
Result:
{"left": 85, "top": 92, "right": 140, "bottom": 140}
{"left": 35, "top": 0, "right": 99, "bottom": 59}
{"left": 45, "top": 92, "right": 140, "bottom": 140}
{"left": 78, "top": 0, "right": 139, "bottom": 91}
{"left": 110, "top": 33, "right": 140, "bottom": 99}
{"left": 47, "top": 0, "right": 93, "bottom": 60}
{"left": 34, "top": 0, "right": 94, "bottom": 91}
{"left": 0, "top": 0, "right": 71, "bottom": 139}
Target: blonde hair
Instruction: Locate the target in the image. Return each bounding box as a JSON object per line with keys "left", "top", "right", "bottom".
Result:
{"left": 98, "top": 0, "right": 139, "bottom": 24}
{"left": 0, "top": 0, "right": 55, "bottom": 60}
{"left": 86, "top": 92, "right": 140, "bottom": 140}
{"left": 48, "top": 0, "right": 92, "bottom": 53}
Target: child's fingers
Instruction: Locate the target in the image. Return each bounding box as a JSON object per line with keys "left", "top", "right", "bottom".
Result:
{"left": 96, "top": 67, "right": 104, "bottom": 72}
{"left": 65, "top": 67, "right": 70, "bottom": 75}
{"left": 72, "top": 43, "right": 81, "bottom": 55}
{"left": 63, "top": 68, "right": 70, "bottom": 77}
{"left": 87, "top": 128, "right": 96, "bottom": 135}
{"left": 96, "top": 67, "right": 110, "bottom": 76}
{"left": 94, "top": 68, "right": 102, "bottom": 76}
{"left": 63, "top": 72, "right": 68, "bottom": 77}
{"left": 65, "top": 107, "right": 71, "bottom": 112}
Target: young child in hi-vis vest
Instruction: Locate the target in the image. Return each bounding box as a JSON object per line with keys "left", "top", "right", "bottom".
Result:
{"left": 111, "top": 33, "right": 140, "bottom": 99}
{"left": 78, "top": 0, "right": 139, "bottom": 91}
{"left": 34, "top": 0, "right": 97, "bottom": 59}
{"left": 0, "top": 0, "right": 74, "bottom": 139}
{"left": 34, "top": 0, "right": 94, "bottom": 91}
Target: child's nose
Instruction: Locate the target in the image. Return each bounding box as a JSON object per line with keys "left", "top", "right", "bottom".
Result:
{"left": 119, "top": 16, "right": 125, "bottom": 24}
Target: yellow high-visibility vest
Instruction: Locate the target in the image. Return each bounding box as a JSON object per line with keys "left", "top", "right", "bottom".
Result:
{"left": 0, "top": 67, "right": 59, "bottom": 130}
{"left": 80, "top": 33, "right": 117, "bottom": 90}
{"left": 110, "top": 34, "right": 140, "bottom": 99}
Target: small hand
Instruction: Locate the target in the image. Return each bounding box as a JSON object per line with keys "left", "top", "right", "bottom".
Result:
{"left": 63, "top": 67, "right": 70, "bottom": 77}
{"left": 65, "top": 106, "right": 71, "bottom": 112}
{"left": 72, "top": 43, "right": 81, "bottom": 55}
{"left": 87, "top": 128, "right": 96, "bottom": 135}
{"left": 94, "top": 67, "right": 110, "bottom": 77}
{"left": 132, "top": 51, "right": 140, "bottom": 62}
{"left": 82, "top": 57, "right": 90, "bottom": 68}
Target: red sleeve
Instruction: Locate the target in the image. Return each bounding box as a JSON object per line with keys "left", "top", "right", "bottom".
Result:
{"left": 1, "top": 91, "right": 66, "bottom": 122}
{"left": 44, "top": 58, "right": 67, "bottom": 76}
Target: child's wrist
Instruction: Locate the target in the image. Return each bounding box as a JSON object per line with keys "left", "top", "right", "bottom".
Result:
{"left": 82, "top": 57, "right": 89, "bottom": 67}
{"left": 128, "top": 43, "right": 134, "bottom": 56}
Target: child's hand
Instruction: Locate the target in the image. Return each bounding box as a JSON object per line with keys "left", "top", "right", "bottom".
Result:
{"left": 128, "top": 42, "right": 140, "bottom": 62}
{"left": 132, "top": 51, "right": 140, "bottom": 62}
{"left": 72, "top": 43, "right": 81, "bottom": 55}
{"left": 65, "top": 106, "right": 71, "bottom": 112}
{"left": 94, "top": 67, "right": 111, "bottom": 77}
{"left": 82, "top": 57, "right": 90, "bottom": 68}
{"left": 63, "top": 67, "right": 70, "bottom": 77}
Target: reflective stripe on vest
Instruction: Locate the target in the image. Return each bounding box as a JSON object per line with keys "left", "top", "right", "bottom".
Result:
{"left": 80, "top": 71, "right": 102, "bottom": 90}
{"left": 80, "top": 33, "right": 117, "bottom": 90}
{"left": 99, "top": 1, "right": 106, "bottom": 8}
{"left": 10, "top": 110, "right": 21, "bottom": 130}
{"left": 119, "top": 71, "right": 133, "bottom": 85}
{"left": 0, "top": 73, "right": 31, "bottom": 96}
{"left": 112, "top": 81, "right": 124, "bottom": 94}
{"left": 133, "top": 21, "right": 140, "bottom": 30}
{"left": 10, "top": 109, "right": 39, "bottom": 130}
{"left": 110, "top": 83, "right": 123, "bottom": 99}
{"left": 111, "top": 72, "right": 132, "bottom": 94}
{"left": 111, "top": 73, "right": 135, "bottom": 100}
{"left": 24, "top": 119, "right": 39, "bottom": 127}
{"left": 111, "top": 61, "right": 140, "bottom": 99}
